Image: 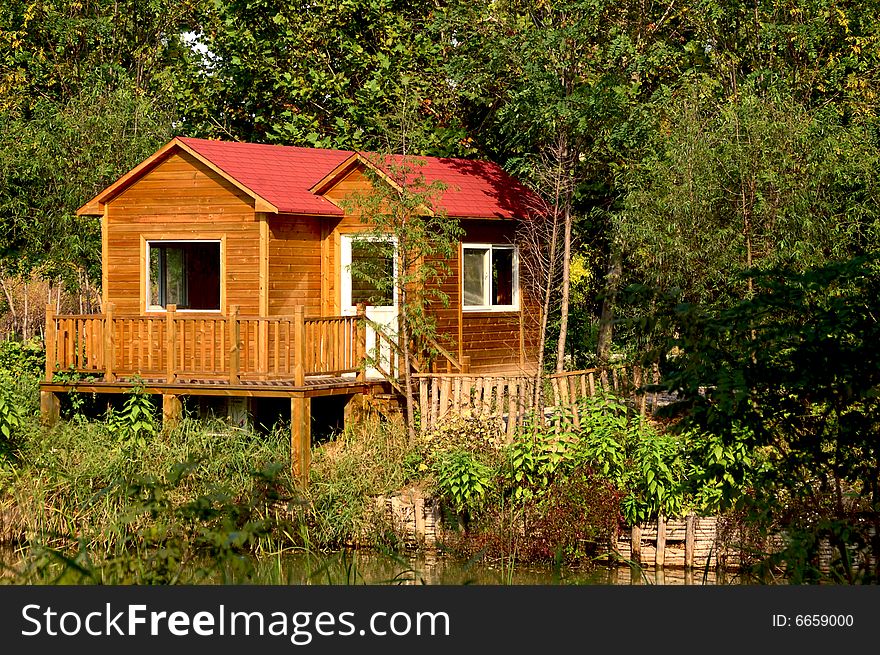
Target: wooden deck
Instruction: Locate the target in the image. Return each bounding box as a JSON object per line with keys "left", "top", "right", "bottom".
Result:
{"left": 39, "top": 303, "right": 391, "bottom": 486}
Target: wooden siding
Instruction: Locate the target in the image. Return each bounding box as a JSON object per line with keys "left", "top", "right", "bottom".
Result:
{"left": 268, "top": 215, "right": 323, "bottom": 316}
{"left": 460, "top": 221, "right": 537, "bottom": 373}
{"left": 321, "top": 171, "right": 540, "bottom": 373}
{"left": 105, "top": 150, "right": 259, "bottom": 315}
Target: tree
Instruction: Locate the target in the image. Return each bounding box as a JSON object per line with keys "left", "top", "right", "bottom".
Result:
{"left": 341, "top": 142, "right": 462, "bottom": 442}
{"left": 616, "top": 86, "right": 880, "bottom": 308}
{"left": 0, "top": 0, "right": 191, "bottom": 329}
{"left": 653, "top": 256, "right": 880, "bottom": 581}
{"left": 173, "top": 0, "right": 468, "bottom": 155}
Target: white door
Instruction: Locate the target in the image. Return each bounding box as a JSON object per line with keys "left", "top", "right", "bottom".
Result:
{"left": 340, "top": 234, "right": 398, "bottom": 379}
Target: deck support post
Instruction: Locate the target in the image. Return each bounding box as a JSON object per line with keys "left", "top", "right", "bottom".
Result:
{"left": 104, "top": 302, "right": 116, "bottom": 383}
{"left": 293, "top": 306, "right": 305, "bottom": 387}
{"left": 229, "top": 305, "right": 240, "bottom": 385}
{"left": 40, "top": 390, "right": 60, "bottom": 427}
{"left": 291, "top": 393, "right": 311, "bottom": 487}
{"left": 162, "top": 394, "right": 182, "bottom": 431}
{"left": 44, "top": 304, "right": 56, "bottom": 382}
{"left": 166, "top": 304, "right": 177, "bottom": 383}
{"left": 461, "top": 355, "right": 470, "bottom": 374}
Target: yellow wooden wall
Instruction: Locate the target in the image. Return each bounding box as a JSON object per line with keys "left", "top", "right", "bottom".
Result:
{"left": 267, "top": 215, "right": 323, "bottom": 316}
{"left": 105, "top": 151, "right": 259, "bottom": 316}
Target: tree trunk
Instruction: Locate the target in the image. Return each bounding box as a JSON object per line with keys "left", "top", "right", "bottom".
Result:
{"left": 555, "top": 190, "right": 573, "bottom": 373}
{"left": 596, "top": 251, "right": 622, "bottom": 365}
{"left": 534, "top": 212, "right": 561, "bottom": 410}
{"left": 398, "top": 247, "right": 417, "bottom": 444}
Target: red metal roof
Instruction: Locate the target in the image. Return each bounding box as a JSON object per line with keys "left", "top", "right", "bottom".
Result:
{"left": 177, "top": 137, "right": 540, "bottom": 219}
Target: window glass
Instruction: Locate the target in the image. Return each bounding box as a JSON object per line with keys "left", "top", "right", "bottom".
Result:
{"left": 492, "top": 248, "right": 514, "bottom": 306}
{"left": 463, "top": 248, "right": 488, "bottom": 306}
{"left": 148, "top": 242, "right": 220, "bottom": 310}
{"left": 350, "top": 240, "right": 394, "bottom": 306}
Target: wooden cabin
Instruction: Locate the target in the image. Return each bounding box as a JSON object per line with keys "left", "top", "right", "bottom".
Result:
{"left": 41, "top": 137, "right": 542, "bottom": 480}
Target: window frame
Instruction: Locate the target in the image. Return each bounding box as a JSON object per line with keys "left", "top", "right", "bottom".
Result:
{"left": 461, "top": 242, "right": 519, "bottom": 312}
{"left": 145, "top": 239, "right": 223, "bottom": 313}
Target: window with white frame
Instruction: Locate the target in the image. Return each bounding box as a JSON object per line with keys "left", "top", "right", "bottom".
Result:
{"left": 147, "top": 240, "right": 221, "bottom": 311}
{"left": 462, "top": 244, "right": 518, "bottom": 310}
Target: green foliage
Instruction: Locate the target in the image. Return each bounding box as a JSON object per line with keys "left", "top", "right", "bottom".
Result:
{"left": 107, "top": 384, "right": 158, "bottom": 449}
{"left": 653, "top": 255, "right": 880, "bottom": 580}
{"left": 17, "top": 460, "right": 292, "bottom": 584}
{"left": 175, "top": 0, "right": 466, "bottom": 154}
{"left": 0, "top": 337, "right": 44, "bottom": 377}
{"left": 618, "top": 87, "right": 880, "bottom": 309}
{"left": 433, "top": 449, "right": 494, "bottom": 516}
{"left": 0, "top": 375, "right": 23, "bottom": 456}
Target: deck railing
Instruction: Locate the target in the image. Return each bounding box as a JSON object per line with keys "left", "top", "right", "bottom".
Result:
{"left": 44, "top": 303, "right": 366, "bottom": 386}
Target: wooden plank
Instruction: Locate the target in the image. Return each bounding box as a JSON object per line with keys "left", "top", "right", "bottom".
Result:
{"left": 190, "top": 319, "right": 196, "bottom": 372}
{"left": 493, "top": 379, "right": 503, "bottom": 424}
{"left": 685, "top": 513, "right": 696, "bottom": 569}
{"left": 166, "top": 305, "right": 177, "bottom": 383}
{"left": 40, "top": 390, "right": 60, "bottom": 427}
{"left": 419, "top": 378, "right": 429, "bottom": 434}
{"left": 656, "top": 515, "right": 667, "bottom": 567}
{"left": 441, "top": 377, "right": 452, "bottom": 421}
{"left": 293, "top": 306, "right": 305, "bottom": 386}
{"left": 631, "top": 525, "right": 642, "bottom": 564}
{"left": 147, "top": 320, "right": 154, "bottom": 371}
{"left": 431, "top": 376, "right": 440, "bottom": 427}
{"left": 162, "top": 394, "right": 182, "bottom": 430}
{"left": 506, "top": 379, "right": 516, "bottom": 441}
{"left": 104, "top": 304, "right": 116, "bottom": 382}
{"left": 44, "top": 305, "right": 56, "bottom": 382}
{"left": 229, "top": 306, "right": 240, "bottom": 385}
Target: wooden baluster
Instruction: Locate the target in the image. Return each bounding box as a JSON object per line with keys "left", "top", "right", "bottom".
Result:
{"left": 147, "top": 320, "right": 153, "bottom": 372}
{"left": 273, "top": 320, "right": 280, "bottom": 376}
{"left": 356, "top": 303, "right": 366, "bottom": 382}
{"left": 165, "top": 305, "right": 177, "bottom": 383}
{"left": 104, "top": 303, "right": 116, "bottom": 382}
{"left": 229, "top": 305, "right": 240, "bottom": 385}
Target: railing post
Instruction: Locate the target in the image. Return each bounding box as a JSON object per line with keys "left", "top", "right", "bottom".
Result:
{"left": 166, "top": 304, "right": 177, "bottom": 384}
{"left": 461, "top": 355, "right": 471, "bottom": 374}
{"left": 104, "top": 302, "right": 116, "bottom": 383}
{"left": 44, "top": 304, "right": 56, "bottom": 382}
{"left": 229, "top": 305, "right": 240, "bottom": 385}
{"left": 294, "top": 305, "right": 305, "bottom": 387}
{"left": 355, "top": 303, "right": 366, "bottom": 382}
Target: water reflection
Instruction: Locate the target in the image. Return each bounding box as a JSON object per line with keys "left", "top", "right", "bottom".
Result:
{"left": 253, "top": 550, "right": 750, "bottom": 586}
{"left": 1, "top": 545, "right": 757, "bottom": 585}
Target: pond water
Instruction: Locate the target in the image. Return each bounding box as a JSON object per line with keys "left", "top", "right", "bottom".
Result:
{"left": 244, "top": 550, "right": 753, "bottom": 585}
{"left": 0, "top": 546, "right": 758, "bottom": 585}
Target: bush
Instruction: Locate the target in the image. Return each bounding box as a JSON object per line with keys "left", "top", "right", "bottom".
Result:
{"left": 0, "top": 337, "right": 45, "bottom": 378}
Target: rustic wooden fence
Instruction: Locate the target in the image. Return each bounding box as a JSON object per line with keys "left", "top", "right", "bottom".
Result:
{"left": 614, "top": 515, "right": 722, "bottom": 569}
{"left": 415, "top": 364, "right": 662, "bottom": 437}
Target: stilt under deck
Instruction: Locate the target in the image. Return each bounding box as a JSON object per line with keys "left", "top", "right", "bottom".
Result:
{"left": 39, "top": 303, "right": 389, "bottom": 486}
